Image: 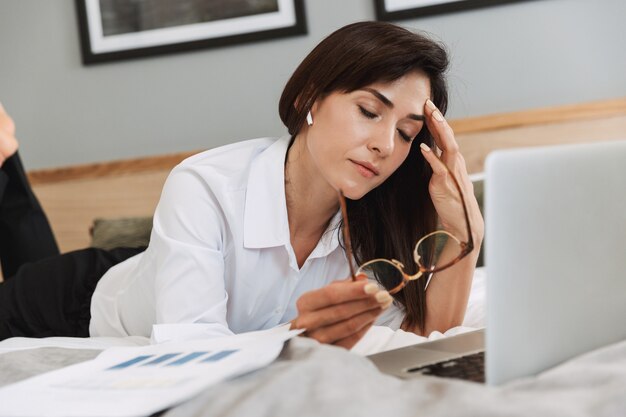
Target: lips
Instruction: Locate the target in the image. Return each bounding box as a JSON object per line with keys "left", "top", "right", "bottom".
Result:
{"left": 350, "top": 159, "right": 380, "bottom": 178}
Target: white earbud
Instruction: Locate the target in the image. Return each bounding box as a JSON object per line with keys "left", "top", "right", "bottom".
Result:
{"left": 306, "top": 111, "right": 313, "bottom": 126}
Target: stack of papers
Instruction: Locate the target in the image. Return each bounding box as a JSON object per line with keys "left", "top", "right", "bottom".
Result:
{"left": 0, "top": 327, "right": 300, "bottom": 417}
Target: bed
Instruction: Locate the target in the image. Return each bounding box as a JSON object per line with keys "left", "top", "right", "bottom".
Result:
{"left": 2, "top": 325, "right": 626, "bottom": 417}
{"left": 1, "top": 98, "right": 625, "bottom": 415}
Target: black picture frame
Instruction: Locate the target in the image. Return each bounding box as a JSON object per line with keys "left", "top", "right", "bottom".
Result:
{"left": 374, "top": 0, "right": 531, "bottom": 21}
{"left": 76, "top": 0, "right": 307, "bottom": 65}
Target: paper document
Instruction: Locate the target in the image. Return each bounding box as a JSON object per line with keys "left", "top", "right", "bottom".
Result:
{"left": 0, "top": 327, "right": 300, "bottom": 417}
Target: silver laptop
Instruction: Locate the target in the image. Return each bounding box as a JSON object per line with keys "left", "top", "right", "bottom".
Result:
{"left": 369, "top": 139, "right": 626, "bottom": 385}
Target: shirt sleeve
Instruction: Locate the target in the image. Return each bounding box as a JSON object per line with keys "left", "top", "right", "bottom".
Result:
{"left": 147, "top": 164, "right": 233, "bottom": 337}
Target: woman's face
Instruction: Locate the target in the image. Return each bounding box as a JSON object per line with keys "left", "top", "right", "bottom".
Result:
{"left": 304, "top": 71, "right": 431, "bottom": 200}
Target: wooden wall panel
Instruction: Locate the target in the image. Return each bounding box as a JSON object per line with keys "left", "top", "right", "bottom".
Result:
{"left": 33, "top": 170, "right": 171, "bottom": 252}
{"left": 457, "top": 114, "right": 626, "bottom": 174}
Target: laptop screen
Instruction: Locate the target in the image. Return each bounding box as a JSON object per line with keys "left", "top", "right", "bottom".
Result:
{"left": 485, "top": 139, "right": 626, "bottom": 384}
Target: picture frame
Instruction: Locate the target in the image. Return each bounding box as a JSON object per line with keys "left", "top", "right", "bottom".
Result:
{"left": 374, "top": 0, "right": 531, "bottom": 21}
{"left": 75, "top": 0, "right": 307, "bottom": 65}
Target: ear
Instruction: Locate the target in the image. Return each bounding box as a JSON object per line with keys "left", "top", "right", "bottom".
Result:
{"left": 294, "top": 94, "right": 321, "bottom": 123}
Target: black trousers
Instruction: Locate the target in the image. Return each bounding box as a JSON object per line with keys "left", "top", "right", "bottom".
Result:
{"left": 0, "top": 153, "right": 145, "bottom": 340}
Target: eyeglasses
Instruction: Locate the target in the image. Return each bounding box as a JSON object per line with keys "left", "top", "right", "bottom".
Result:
{"left": 338, "top": 162, "right": 474, "bottom": 295}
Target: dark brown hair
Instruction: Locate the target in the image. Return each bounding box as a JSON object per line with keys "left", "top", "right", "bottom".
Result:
{"left": 279, "top": 21, "right": 449, "bottom": 332}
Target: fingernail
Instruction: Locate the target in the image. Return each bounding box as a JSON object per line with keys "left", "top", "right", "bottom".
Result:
{"left": 381, "top": 298, "right": 393, "bottom": 309}
{"left": 364, "top": 283, "right": 378, "bottom": 294}
{"left": 426, "top": 99, "right": 437, "bottom": 110}
{"left": 433, "top": 110, "right": 444, "bottom": 122}
{"left": 375, "top": 291, "right": 392, "bottom": 303}
{"left": 420, "top": 143, "right": 431, "bottom": 152}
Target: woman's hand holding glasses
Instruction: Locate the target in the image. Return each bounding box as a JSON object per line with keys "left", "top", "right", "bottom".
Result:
{"left": 290, "top": 275, "right": 393, "bottom": 349}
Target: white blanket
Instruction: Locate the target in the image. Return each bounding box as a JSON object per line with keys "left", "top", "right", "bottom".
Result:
{"left": 164, "top": 336, "right": 626, "bottom": 417}
{"left": 2, "top": 335, "right": 625, "bottom": 416}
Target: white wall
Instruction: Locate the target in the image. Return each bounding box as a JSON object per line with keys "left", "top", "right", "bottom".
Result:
{"left": 0, "top": 0, "right": 624, "bottom": 169}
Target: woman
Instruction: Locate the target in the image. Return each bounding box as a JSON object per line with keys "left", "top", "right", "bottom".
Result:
{"left": 0, "top": 21, "right": 483, "bottom": 349}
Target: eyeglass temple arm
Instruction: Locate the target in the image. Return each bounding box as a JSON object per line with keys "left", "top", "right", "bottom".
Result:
{"left": 447, "top": 167, "right": 474, "bottom": 254}
{"left": 338, "top": 189, "right": 357, "bottom": 281}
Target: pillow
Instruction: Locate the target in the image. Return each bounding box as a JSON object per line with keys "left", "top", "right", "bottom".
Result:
{"left": 90, "top": 217, "right": 153, "bottom": 250}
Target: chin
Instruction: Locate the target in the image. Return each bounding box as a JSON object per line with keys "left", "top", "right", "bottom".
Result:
{"left": 338, "top": 183, "right": 372, "bottom": 201}
{"left": 335, "top": 174, "right": 385, "bottom": 201}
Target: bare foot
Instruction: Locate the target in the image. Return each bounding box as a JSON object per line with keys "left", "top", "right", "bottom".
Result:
{"left": 0, "top": 102, "right": 19, "bottom": 167}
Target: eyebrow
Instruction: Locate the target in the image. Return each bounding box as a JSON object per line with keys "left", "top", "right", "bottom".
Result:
{"left": 360, "top": 88, "right": 426, "bottom": 121}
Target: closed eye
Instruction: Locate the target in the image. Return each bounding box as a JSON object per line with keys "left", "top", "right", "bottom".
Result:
{"left": 397, "top": 129, "right": 412, "bottom": 143}
{"left": 359, "top": 104, "right": 416, "bottom": 142}
{"left": 358, "top": 105, "right": 378, "bottom": 119}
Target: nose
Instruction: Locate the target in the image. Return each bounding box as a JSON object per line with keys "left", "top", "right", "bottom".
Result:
{"left": 367, "top": 124, "right": 395, "bottom": 157}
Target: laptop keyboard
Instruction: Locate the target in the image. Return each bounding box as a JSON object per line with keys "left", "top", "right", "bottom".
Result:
{"left": 406, "top": 351, "right": 485, "bottom": 383}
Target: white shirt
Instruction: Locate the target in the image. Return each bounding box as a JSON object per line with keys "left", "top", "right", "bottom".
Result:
{"left": 89, "top": 136, "right": 404, "bottom": 338}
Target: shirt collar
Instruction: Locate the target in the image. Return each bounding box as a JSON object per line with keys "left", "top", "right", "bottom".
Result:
{"left": 243, "top": 135, "right": 292, "bottom": 249}
{"left": 307, "top": 209, "right": 342, "bottom": 260}
{"left": 242, "top": 135, "right": 341, "bottom": 258}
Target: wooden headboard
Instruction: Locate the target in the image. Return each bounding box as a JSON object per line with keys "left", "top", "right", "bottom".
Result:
{"left": 29, "top": 97, "right": 626, "bottom": 254}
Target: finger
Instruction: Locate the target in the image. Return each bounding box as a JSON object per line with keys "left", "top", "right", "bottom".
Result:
{"left": 296, "top": 279, "right": 380, "bottom": 312}
{"left": 354, "top": 273, "right": 368, "bottom": 281}
{"left": 424, "top": 99, "right": 459, "bottom": 158}
{"left": 305, "top": 306, "right": 383, "bottom": 345}
{"left": 421, "top": 139, "right": 473, "bottom": 201}
{"left": 424, "top": 99, "right": 455, "bottom": 151}
{"left": 329, "top": 273, "right": 368, "bottom": 285}
{"left": 295, "top": 294, "right": 390, "bottom": 329}
{"left": 333, "top": 321, "right": 376, "bottom": 349}
{"left": 419, "top": 142, "right": 449, "bottom": 177}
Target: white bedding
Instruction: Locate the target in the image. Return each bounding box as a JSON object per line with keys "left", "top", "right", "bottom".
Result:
{"left": 2, "top": 266, "right": 626, "bottom": 417}
{"left": 3, "top": 335, "right": 625, "bottom": 417}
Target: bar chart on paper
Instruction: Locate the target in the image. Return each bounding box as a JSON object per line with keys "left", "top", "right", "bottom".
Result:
{"left": 58, "top": 349, "right": 240, "bottom": 390}
{"left": 0, "top": 327, "right": 302, "bottom": 417}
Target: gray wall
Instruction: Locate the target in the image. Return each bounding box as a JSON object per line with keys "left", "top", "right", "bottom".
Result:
{"left": 1, "top": 0, "right": 624, "bottom": 169}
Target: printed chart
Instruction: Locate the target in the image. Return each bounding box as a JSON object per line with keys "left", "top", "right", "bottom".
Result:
{"left": 58, "top": 349, "right": 239, "bottom": 390}
{"left": 0, "top": 328, "right": 301, "bottom": 417}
